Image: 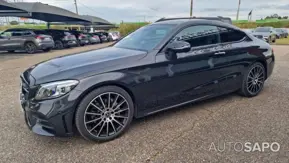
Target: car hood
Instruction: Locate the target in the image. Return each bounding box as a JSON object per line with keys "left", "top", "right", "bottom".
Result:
{"left": 26, "top": 47, "right": 147, "bottom": 85}
{"left": 253, "top": 32, "right": 270, "bottom": 37}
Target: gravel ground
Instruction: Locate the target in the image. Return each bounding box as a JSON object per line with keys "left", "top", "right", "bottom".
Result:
{"left": 0, "top": 45, "right": 288, "bottom": 163}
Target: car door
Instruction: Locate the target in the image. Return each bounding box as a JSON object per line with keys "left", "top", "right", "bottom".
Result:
{"left": 216, "top": 26, "right": 252, "bottom": 92}
{"left": 0, "top": 31, "right": 13, "bottom": 50}
{"left": 9, "top": 31, "right": 24, "bottom": 50}
{"left": 0, "top": 35, "right": 9, "bottom": 51}
{"left": 146, "top": 25, "right": 228, "bottom": 112}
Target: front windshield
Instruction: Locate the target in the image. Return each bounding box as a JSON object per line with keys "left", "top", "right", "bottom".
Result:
{"left": 255, "top": 27, "right": 270, "bottom": 32}
{"left": 276, "top": 29, "right": 283, "bottom": 32}
{"left": 114, "top": 24, "right": 175, "bottom": 51}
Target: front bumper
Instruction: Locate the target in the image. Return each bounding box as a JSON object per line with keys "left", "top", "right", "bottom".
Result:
{"left": 266, "top": 54, "right": 275, "bottom": 79}
{"left": 20, "top": 89, "right": 83, "bottom": 137}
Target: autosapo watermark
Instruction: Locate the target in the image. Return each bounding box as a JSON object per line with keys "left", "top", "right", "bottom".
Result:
{"left": 209, "top": 142, "right": 280, "bottom": 153}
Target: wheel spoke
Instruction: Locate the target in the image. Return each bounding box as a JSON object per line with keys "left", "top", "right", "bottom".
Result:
{"left": 111, "top": 95, "right": 119, "bottom": 108}
{"left": 248, "top": 76, "right": 254, "bottom": 80}
{"left": 89, "top": 120, "right": 103, "bottom": 132}
{"left": 106, "top": 122, "right": 109, "bottom": 136}
{"left": 113, "top": 100, "right": 126, "bottom": 111}
{"left": 86, "top": 112, "right": 102, "bottom": 116}
{"left": 248, "top": 83, "right": 254, "bottom": 89}
{"left": 110, "top": 121, "right": 117, "bottom": 134}
{"left": 258, "top": 76, "right": 264, "bottom": 80}
{"left": 97, "top": 121, "right": 106, "bottom": 136}
{"left": 99, "top": 95, "right": 106, "bottom": 109}
{"left": 253, "top": 85, "right": 257, "bottom": 92}
{"left": 114, "top": 115, "right": 128, "bottom": 119}
{"left": 86, "top": 117, "right": 102, "bottom": 124}
{"left": 108, "top": 93, "right": 111, "bottom": 108}
{"left": 90, "top": 103, "right": 103, "bottom": 112}
{"left": 114, "top": 108, "right": 129, "bottom": 114}
{"left": 113, "top": 119, "right": 124, "bottom": 127}
{"left": 249, "top": 71, "right": 254, "bottom": 78}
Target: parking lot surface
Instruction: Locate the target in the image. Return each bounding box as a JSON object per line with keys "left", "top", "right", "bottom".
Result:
{"left": 0, "top": 45, "right": 288, "bottom": 163}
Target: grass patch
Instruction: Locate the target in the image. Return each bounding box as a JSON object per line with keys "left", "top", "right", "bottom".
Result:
{"left": 274, "top": 37, "right": 289, "bottom": 45}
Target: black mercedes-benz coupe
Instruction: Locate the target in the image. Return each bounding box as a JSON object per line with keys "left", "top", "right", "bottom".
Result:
{"left": 20, "top": 18, "right": 275, "bottom": 142}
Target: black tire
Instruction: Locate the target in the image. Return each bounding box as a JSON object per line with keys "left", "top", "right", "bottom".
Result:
{"left": 43, "top": 48, "right": 51, "bottom": 52}
{"left": 54, "top": 40, "right": 64, "bottom": 49}
{"left": 272, "top": 38, "right": 276, "bottom": 43}
{"left": 75, "top": 86, "right": 134, "bottom": 142}
{"left": 239, "top": 62, "right": 266, "bottom": 97}
{"left": 24, "top": 42, "right": 37, "bottom": 54}
{"left": 7, "top": 50, "right": 15, "bottom": 53}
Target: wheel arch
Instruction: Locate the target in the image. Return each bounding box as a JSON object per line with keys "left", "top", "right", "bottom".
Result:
{"left": 23, "top": 40, "right": 35, "bottom": 47}
{"left": 256, "top": 59, "right": 268, "bottom": 79}
{"left": 72, "top": 81, "right": 137, "bottom": 125}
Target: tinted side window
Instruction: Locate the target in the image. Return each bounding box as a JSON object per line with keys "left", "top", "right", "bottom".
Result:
{"left": 172, "top": 25, "right": 220, "bottom": 47}
{"left": 219, "top": 27, "right": 246, "bottom": 43}
{"left": 23, "top": 31, "right": 32, "bottom": 36}
{"left": 11, "top": 31, "right": 23, "bottom": 36}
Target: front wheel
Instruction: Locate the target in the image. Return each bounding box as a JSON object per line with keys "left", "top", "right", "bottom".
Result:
{"left": 239, "top": 62, "right": 266, "bottom": 97}
{"left": 75, "top": 86, "right": 134, "bottom": 142}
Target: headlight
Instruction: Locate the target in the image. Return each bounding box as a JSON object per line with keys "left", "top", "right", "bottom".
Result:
{"left": 35, "top": 80, "right": 79, "bottom": 100}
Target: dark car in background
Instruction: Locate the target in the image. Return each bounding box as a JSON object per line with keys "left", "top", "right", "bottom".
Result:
{"left": 93, "top": 32, "right": 109, "bottom": 43}
{"left": 275, "top": 28, "right": 285, "bottom": 39}
{"left": 44, "top": 29, "right": 77, "bottom": 49}
{"left": 69, "top": 30, "right": 89, "bottom": 46}
{"left": 276, "top": 28, "right": 288, "bottom": 38}
{"left": 252, "top": 27, "right": 277, "bottom": 43}
{"left": 20, "top": 18, "right": 274, "bottom": 142}
{"left": 282, "top": 28, "right": 288, "bottom": 38}
{"left": 0, "top": 29, "right": 54, "bottom": 53}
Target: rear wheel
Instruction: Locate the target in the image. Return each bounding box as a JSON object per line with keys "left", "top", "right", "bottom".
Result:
{"left": 75, "top": 86, "right": 134, "bottom": 142}
{"left": 24, "top": 42, "right": 37, "bottom": 54}
{"left": 239, "top": 62, "right": 265, "bottom": 97}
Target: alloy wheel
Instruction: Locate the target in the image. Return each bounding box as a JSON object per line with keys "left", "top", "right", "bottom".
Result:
{"left": 84, "top": 92, "right": 130, "bottom": 138}
{"left": 246, "top": 65, "right": 265, "bottom": 95}
{"left": 55, "top": 41, "right": 63, "bottom": 49}
{"left": 25, "top": 43, "right": 36, "bottom": 54}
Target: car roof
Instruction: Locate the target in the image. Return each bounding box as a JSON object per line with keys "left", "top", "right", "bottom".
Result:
{"left": 153, "top": 18, "right": 240, "bottom": 31}
{"left": 5, "top": 28, "right": 36, "bottom": 31}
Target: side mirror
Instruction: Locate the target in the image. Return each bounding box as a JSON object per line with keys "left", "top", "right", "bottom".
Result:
{"left": 166, "top": 41, "right": 191, "bottom": 54}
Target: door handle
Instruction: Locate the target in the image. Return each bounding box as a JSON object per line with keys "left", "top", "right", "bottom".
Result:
{"left": 214, "top": 51, "right": 226, "bottom": 55}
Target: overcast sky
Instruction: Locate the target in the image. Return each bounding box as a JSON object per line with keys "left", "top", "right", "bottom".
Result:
{"left": 23, "top": 0, "right": 289, "bottom": 23}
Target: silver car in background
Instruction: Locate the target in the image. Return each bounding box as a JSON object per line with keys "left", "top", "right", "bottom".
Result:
{"left": 86, "top": 33, "right": 101, "bottom": 44}
{"left": 252, "top": 27, "right": 277, "bottom": 43}
{"left": 0, "top": 29, "right": 54, "bottom": 53}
